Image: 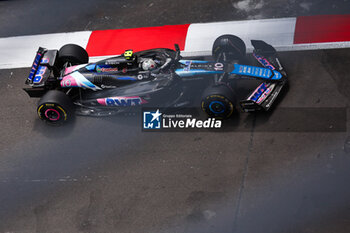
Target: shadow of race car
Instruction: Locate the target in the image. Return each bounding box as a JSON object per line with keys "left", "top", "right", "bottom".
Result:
{"left": 23, "top": 34, "right": 288, "bottom": 124}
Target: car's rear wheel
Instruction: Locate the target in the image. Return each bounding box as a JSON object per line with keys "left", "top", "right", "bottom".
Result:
{"left": 201, "top": 85, "right": 236, "bottom": 119}
{"left": 37, "top": 90, "right": 74, "bottom": 125}
{"left": 212, "top": 34, "right": 246, "bottom": 62}
{"left": 58, "top": 44, "right": 89, "bottom": 65}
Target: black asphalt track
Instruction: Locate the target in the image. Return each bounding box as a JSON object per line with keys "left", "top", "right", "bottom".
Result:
{"left": 0, "top": 1, "right": 350, "bottom": 232}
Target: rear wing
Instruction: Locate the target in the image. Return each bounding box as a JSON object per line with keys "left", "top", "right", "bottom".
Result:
{"left": 25, "top": 47, "right": 58, "bottom": 86}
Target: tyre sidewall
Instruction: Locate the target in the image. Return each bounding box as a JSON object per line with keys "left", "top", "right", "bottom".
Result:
{"left": 201, "top": 84, "right": 236, "bottom": 119}
{"left": 37, "top": 90, "right": 74, "bottom": 124}
{"left": 212, "top": 34, "right": 246, "bottom": 62}
{"left": 202, "top": 94, "right": 235, "bottom": 119}
{"left": 58, "top": 44, "right": 89, "bottom": 65}
{"left": 37, "top": 102, "right": 68, "bottom": 124}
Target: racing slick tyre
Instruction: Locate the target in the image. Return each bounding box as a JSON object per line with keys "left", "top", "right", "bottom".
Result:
{"left": 37, "top": 90, "right": 74, "bottom": 124}
{"left": 201, "top": 85, "right": 236, "bottom": 119}
{"left": 212, "top": 35, "right": 246, "bottom": 62}
{"left": 58, "top": 44, "right": 89, "bottom": 65}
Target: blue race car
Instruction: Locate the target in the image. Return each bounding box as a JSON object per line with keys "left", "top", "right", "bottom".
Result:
{"left": 24, "top": 34, "right": 287, "bottom": 124}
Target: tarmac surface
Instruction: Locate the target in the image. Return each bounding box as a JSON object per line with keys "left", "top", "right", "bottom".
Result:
{"left": 0, "top": 1, "right": 350, "bottom": 233}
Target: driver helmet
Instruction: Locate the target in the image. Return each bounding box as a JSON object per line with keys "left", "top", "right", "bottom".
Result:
{"left": 124, "top": 49, "right": 134, "bottom": 60}
{"left": 142, "top": 59, "right": 156, "bottom": 71}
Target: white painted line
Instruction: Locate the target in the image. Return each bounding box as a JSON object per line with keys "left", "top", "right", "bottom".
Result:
{"left": 0, "top": 31, "right": 92, "bottom": 69}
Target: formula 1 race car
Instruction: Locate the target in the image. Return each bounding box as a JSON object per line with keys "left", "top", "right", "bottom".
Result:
{"left": 23, "top": 34, "right": 287, "bottom": 124}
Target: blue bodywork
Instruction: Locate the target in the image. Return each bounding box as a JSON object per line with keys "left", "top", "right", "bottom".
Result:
{"left": 175, "top": 60, "right": 282, "bottom": 80}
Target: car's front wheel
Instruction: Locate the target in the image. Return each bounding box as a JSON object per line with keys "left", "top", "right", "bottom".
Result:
{"left": 212, "top": 34, "right": 246, "bottom": 62}
{"left": 201, "top": 85, "right": 236, "bottom": 119}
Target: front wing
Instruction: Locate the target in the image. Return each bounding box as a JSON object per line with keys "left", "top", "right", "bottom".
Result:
{"left": 240, "top": 80, "right": 286, "bottom": 112}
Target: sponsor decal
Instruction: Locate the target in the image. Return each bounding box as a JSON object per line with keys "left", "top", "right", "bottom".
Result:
{"left": 33, "top": 66, "right": 47, "bottom": 83}
{"left": 272, "top": 70, "right": 282, "bottom": 80}
{"left": 232, "top": 64, "right": 282, "bottom": 80}
{"left": 143, "top": 109, "right": 222, "bottom": 130}
{"left": 175, "top": 60, "right": 225, "bottom": 77}
{"left": 96, "top": 66, "right": 119, "bottom": 72}
{"left": 183, "top": 60, "right": 192, "bottom": 71}
{"left": 105, "top": 59, "right": 120, "bottom": 65}
{"left": 234, "top": 64, "right": 272, "bottom": 79}
{"left": 100, "top": 84, "right": 116, "bottom": 88}
{"left": 63, "top": 79, "right": 71, "bottom": 87}
{"left": 180, "top": 60, "right": 208, "bottom": 64}
{"left": 253, "top": 53, "right": 275, "bottom": 70}
{"left": 97, "top": 96, "right": 146, "bottom": 106}
{"left": 28, "top": 52, "right": 42, "bottom": 81}
{"left": 214, "top": 62, "right": 224, "bottom": 71}
{"left": 60, "top": 72, "right": 102, "bottom": 90}
{"left": 85, "top": 64, "right": 96, "bottom": 71}
{"left": 41, "top": 58, "right": 49, "bottom": 64}
{"left": 249, "top": 83, "right": 267, "bottom": 102}
{"left": 248, "top": 83, "right": 275, "bottom": 104}
{"left": 175, "top": 69, "right": 223, "bottom": 77}
{"left": 256, "top": 85, "right": 273, "bottom": 104}
{"left": 136, "top": 73, "right": 150, "bottom": 80}
{"left": 264, "top": 85, "right": 281, "bottom": 108}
